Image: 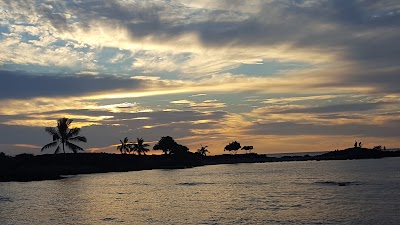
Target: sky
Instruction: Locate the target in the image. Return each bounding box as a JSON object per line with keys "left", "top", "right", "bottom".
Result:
{"left": 1, "top": 0, "right": 399, "bottom": 155}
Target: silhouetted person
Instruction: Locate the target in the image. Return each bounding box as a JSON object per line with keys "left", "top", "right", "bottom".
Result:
{"left": 359, "top": 142, "right": 362, "bottom": 148}
{"left": 384, "top": 146, "right": 386, "bottom": 150}
{"left": 354, "top": 141, "right": 358, "bottom": 148}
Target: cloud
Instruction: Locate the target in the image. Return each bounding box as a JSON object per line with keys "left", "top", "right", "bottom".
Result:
{"left": 190, "top": 93, "right": 207, "bottom": 97}
{"left": 170, "top": 100, "right": 193, "bottom": 104}
{"left": 264, "top": 95, "right": 341, "bottom": 104}
{"left": 170, "top": 99, "right": 225, "bottom": 109}
{"left": 0, "top": 70, "right": 142, "bottom": 99}
{"left": 13, "top": 144, "right": 41, "bottom": 149}
{"left": 274, "top": 102, "right": 386, "bottom": 114}
{"left": 246, "top": 120, "right": 400, "bottom": 138}
{"left": 2, "top": 0, "right": 399, "bottom": 84}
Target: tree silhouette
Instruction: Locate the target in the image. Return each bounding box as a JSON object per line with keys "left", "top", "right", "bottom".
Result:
{"left": 41, "top": 118, "right": 87, "bottom": 154}
{"left": 153, "top": 136, "right": 189, "bottom": 155}
{"left": 224, "top": 141, "right": 241, "bottom": 154}
{"left": 241, "top": 145, "right": 254, "bottom": 153}
{"left": 153, "top": 136, "right": 177, "bottom": 154}
{"left": 197, "top": 145, "right": 209, "bottom": 156}
{"left": 132, "top": 138, "right": 150, "bottom": 155}
{"left": 117, "top": 137, "right": 132, "bottom": 154}
{"left": 173, "top": 144, "right": 189, "bottom": 155}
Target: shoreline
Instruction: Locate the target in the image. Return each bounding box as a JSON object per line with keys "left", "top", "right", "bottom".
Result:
{"left": 1, "top": 147, "right": 399, "bottom": 182}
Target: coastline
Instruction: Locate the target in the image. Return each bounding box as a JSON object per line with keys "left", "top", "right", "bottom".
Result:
{"left": 1, "top": 147, "right": 399, "bottom": 182}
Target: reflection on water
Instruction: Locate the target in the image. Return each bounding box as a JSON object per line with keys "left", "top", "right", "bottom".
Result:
{"left": 1, "top": 158, "right": 400, "bottom": 224}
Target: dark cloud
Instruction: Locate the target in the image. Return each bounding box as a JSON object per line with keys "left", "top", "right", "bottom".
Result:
{"left": 0, "top": 70, "right": 142, "bottom": 99}
{"left": 254, "top": 102, "right": 389, "bottom": 116}
{"left": 316, "top": 114, "right": 364, "bottom": 120}
{"left": 247, "top": 120, "right": 400, "bottom": 137}
{"left": 278, "top": 102, "right": 385, "bottom": 114}
{"left": 0, "top": 124, "right": 48, "bottom": 145}
{"left": 30, "top": 108, "right": 227, "bottom": 127}
{"left": 342, "top": 69, "right": 400, "bottom": 93}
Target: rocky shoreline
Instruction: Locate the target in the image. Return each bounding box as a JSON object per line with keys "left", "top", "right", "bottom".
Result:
{"left": 1, "top": 147, "right": 399, "bottom": 182}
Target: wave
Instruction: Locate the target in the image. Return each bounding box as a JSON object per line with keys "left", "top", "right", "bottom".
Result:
{"left": 176, "top": 182, "right": 216, "bottom": 186}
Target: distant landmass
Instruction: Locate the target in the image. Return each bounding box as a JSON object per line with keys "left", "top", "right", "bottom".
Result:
{"left": 1, "top": 147, "right": 399, "bottom": 182}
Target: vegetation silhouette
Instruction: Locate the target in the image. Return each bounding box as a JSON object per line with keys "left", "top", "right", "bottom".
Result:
{"left": 2, "top": 138, "right": 400, "bottom": 182}
{"left": 117, "top": 137, "right": 132, "bottom": 154}
{"left": 4, "top": 121, "right": 400, "bottom": 182}
{"left": 132, "top": 138, "right": 150, "bottom": 155}
{"left": 224, "top": 141, "right": 241, "bottom": 154}
{"left": 373, "top": 145, "right": 382, "bottom": 150}
{"left": 153, "top": 136, "right": 176, "bottom": 154}
{"left": 174, "top": 144, "right": 190, "bottom": 155}
{"left": 41, "top": 118, "right": 87, "bottom": 154}
{"left": 153, "top": 136, "right": 189, "bottom": 155}
{"left": 197, "top": 145, "right": 210, "bottom": 156}
{"left": 241, "top": 145, "right": 254, "bottom": 153}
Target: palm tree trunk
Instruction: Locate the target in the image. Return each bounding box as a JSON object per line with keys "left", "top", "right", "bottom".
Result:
{"left": 62, "top": 143, "right": 65, "bottom": 153}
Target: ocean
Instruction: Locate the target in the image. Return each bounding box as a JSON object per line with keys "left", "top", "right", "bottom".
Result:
{"left": 1, "top": 157, "right": 399, "bottom": 224}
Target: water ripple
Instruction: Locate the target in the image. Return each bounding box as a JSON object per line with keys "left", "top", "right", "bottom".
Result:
{"left": 315, "top": 181, "right": 362, "bottom": 186}
{"left": 176, "top": 182, "right": 216, "bottom": 186}
{"left": 100, "top": 217, "right": 125, "bottom": 223}
{"left": 0, "top": 197, "right": 13, "bottom": 202}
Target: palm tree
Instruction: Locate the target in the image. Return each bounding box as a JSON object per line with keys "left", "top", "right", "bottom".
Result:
{"left": 197, "top": 145, "right": 209, "bottom": 156}
{"left": 41, "top": 118, "right": 87, "bottom": 154}
{"left": 131, "top": 138, "right": 150, "bottom": 155}
{"left": 117, "top": 137, "right": 132, "bottom": 154}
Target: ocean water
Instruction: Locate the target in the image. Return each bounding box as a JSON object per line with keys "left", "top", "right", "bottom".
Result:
{"left": 1, "top": 157, "right": 400, "bottom": 225}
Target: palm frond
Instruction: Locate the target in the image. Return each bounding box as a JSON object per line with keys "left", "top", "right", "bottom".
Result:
{"left": 59, "top": 118, "right": 73, "bottom": 126}
{"left": 57, "top": 118, "right": 72, "bottom": 135}
{"left": 52, "top": 134, "right": 59, "bottom": 141}
{"left": 67, "top": 128, "right": 81, "bottom": 138}
{"left": 45, "top": 127, "right": 60, "bottom": 141}
{"left": 117, "top": 145, "right": 123, "bottom": 153}
{"left": 41, "top": 141, "right": 58, "bottom": 151}
{"left": 65, "top": 118, "right": 73, "bottom": 126}
{"left": 69, "top": 136, "right": 87, "bottom": 142}
{"left": 66, "top": 141, "right": 84, "bottom": 153}
{"left": 53, "top": 146, "right": 60, "bottom": 154}
{"left": 124, "top": 143, "right": 132, "bottom": 153}
{"left": 45, "top": 127, "right": 58, "bottom": 135}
